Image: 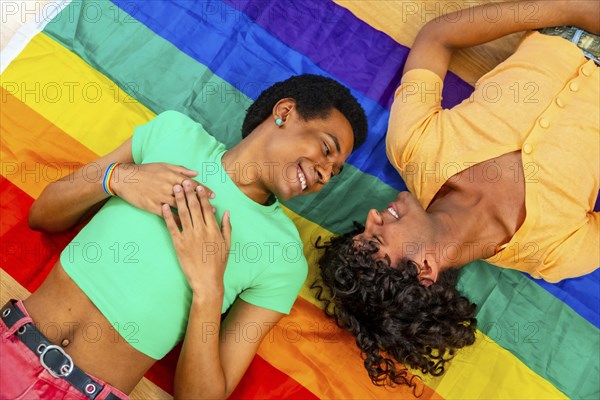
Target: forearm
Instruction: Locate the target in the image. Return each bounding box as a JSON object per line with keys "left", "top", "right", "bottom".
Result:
{"left": 175, "top": 289, "right": 229, "bottom": 400}
{"left": 423, "top": 1, "right": 573, "bottom": 49}
{"left": 405, "top": 0, "right": 599, "bottom": 79}
{"left": 28, "top": 160, "right": 116, "bottom": 232}
{"left": 29, "top": 137, "right": 135, "bottom": 232}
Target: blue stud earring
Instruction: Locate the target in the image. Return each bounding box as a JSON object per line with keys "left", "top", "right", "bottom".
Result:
{"left": 275, "top": 118, "right": 283, "bottom": 126}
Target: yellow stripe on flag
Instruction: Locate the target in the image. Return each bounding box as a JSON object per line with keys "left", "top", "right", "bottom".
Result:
{"left": 1, "top": 32, "right": 154, "bottom": 156}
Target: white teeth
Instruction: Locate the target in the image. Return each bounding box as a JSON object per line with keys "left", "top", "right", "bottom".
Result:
{"left": 298, "top": 167, "right": 307, "bottom": 191}
{"left": 387, "top": 207, "right": 399, "bottom": 219}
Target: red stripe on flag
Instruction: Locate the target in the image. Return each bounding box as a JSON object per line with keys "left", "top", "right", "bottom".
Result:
{"left": 144, "top": 343, "right": 318, "bottom": 399}
{"left": 230, "top": 355, "right": 319, "bottom": 400}
{"left": 0, "top": 176, "right": 77, "bottom": 292}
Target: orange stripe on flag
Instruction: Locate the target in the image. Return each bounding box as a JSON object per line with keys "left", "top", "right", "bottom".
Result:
{"left": 258, "top": 296, "right": 442, "bottom": 399}
{"left": 0, "top": 87, "right": 99, "bottom": 199}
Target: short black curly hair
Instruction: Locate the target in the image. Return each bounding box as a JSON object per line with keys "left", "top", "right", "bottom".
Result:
{"left": 313, "top": 224, "right": 477, "bottom": 391}
{"left": 241, "top": 74, "right": 368, "bottom": 150}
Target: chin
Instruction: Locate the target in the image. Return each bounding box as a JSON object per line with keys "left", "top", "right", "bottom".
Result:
{"left": 278, "top": 192, "right": 295, "bottom": 201}
{"left": 273, "top": 179, "right": 308, "bottom": 201}
{"left": 272, "top": 187, "right": 292, "bottom": 202}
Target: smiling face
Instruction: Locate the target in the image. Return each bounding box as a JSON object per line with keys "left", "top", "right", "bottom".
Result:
{"left": 354, "top": 191, "right": 440, "bottom": 281}
{"left": 261, "top": 100, "right": 354, "bottom": 201}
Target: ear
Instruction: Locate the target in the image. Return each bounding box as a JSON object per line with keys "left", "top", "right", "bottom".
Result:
{"left": 272, "top": 98, "right": 296, "bottom": 124}
{"left": 418, "top": 259, "right": 438, "bottom": 287}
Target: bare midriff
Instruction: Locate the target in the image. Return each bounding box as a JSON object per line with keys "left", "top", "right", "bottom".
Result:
{"left": 23, "top": 261, "right": 156, "bottom": 394}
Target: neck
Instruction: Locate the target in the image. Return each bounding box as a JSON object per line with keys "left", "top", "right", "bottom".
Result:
{"left": 426, "top": 193, "right": 502, "bottom": 270}
{"left": 221, "top": 129, "right": 272, "bottom": 205}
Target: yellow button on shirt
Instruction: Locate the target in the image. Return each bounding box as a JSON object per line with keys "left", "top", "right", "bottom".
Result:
{"left": 387, "top": 32, "right": 599, "bottom": 282}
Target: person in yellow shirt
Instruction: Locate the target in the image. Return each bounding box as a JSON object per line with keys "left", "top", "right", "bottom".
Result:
{"left": 316, "top": 0, "right": 599, "bottom": 388}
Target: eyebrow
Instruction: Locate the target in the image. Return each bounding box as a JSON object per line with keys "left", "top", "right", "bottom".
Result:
{"left": 325, "top": 132, "right": 341, "bottom": 153}
{"left": 357, "top": 237, "right": 380, "bottom": 252}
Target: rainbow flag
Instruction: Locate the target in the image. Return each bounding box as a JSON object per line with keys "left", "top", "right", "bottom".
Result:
{"left": 1, "top": 1, "right": 598, "bottom": 398}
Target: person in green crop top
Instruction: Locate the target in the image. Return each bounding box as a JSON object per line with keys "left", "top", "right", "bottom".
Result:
{"left": 0, "top": 75, "right": 367, "bottom": 399}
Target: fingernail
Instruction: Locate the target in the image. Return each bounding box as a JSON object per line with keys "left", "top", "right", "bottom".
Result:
{"left": 183, "top": 180, "right": 191, "bottom": 187}
{"left": 209, "top": 192, "right": 216, "bottom": 199}
{"left": 162, "top": 204, "right": 169, "bottom": 210}
{"left": 212, "top": 207, "right": 216, "bottom": 213}
{"left": 197, "top": 186, "right": 204, "bottom": 192}
{"left": 174, "top": 185, "right": 182, "bottom": 193}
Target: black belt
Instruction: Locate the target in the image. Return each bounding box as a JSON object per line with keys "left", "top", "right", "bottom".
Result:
{"left": 1, "top": 300, "right": 125, "bottom": 400}
{"left": 538, "top": 26, "right": 600, "bottom": 65}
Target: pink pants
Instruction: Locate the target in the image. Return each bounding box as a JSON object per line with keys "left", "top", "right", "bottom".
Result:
{"left": 0, "top": 300, "right": 129, "bottom": 400}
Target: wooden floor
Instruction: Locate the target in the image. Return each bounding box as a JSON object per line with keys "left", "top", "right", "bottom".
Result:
{"left": 1, "top": 0, "right": 519, "bottom": 398}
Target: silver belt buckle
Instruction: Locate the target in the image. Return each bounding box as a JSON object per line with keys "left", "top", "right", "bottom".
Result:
{"left": 39, "top": 344, "right": 74, "bottom": 378}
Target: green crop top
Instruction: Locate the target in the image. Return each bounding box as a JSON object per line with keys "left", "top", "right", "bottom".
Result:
{"left": 60, "top": 111, "right": 308, "bottom": 359}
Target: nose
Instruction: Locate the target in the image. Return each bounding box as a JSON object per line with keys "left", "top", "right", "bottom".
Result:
{"left": 316, "top": 163, "right": 333, "bottom": 185}
{"left": 364, "top": 209, "right": 384, "bottom": 231}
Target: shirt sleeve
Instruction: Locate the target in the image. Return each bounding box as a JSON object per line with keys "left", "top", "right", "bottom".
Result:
{"left": 537, "top": 212, "right": 600, "bottom": 282}
{"left": 386, "top": 69, "right": 444, "bottom": 173}
{"left": 131, "top": 110, "right": 184, "bottom": 164}
{"left": 239, "top": 254, "right": 308, "bottom": 315}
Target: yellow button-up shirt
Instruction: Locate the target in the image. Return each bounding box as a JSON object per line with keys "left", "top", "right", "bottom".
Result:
{"left": 387, "top": 32, "right": 599, "bottom": 282}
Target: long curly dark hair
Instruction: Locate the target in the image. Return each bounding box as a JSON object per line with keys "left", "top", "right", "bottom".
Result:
{"left": 313, "top": 224, "right": 477, "bottom": 391}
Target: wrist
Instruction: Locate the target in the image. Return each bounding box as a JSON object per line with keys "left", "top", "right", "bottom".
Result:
{"left": 191, "top": 284, "right": 224, "bottom": 304}
{"left": 102, "top": 162, "right": 121, "bottom": 197}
